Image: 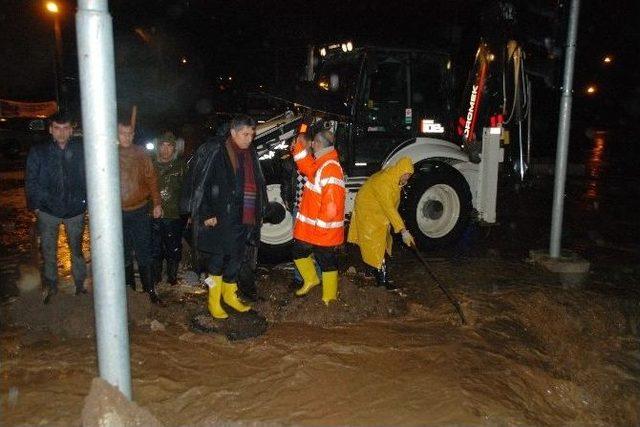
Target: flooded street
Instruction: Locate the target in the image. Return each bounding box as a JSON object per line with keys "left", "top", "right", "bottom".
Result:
{"left": 1, "top": 130, "right": 640, "bottom": 425}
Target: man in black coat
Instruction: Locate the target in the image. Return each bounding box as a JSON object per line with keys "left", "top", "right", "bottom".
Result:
{"left": 25, "top": 111, "right": 87, "bottom": 302}
{"left": 181, "top": 115, "right": 268, "bottom": 319}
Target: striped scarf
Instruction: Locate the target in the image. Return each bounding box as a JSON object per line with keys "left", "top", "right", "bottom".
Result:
{"left": 229, "top": 142, "right": 257, "bottom": 225}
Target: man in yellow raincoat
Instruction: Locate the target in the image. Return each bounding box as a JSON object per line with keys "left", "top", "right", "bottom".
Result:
{"left": 347, "top": 157, "right": 415, "bottom": 289}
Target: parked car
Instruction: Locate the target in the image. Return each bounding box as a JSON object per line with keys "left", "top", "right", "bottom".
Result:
{"left": 0, "top": 117, "right": 48, "bottom": 160}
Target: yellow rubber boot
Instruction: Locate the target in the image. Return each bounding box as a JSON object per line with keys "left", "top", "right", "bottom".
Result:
{"left": 321, "top": 271, "right": 339, "bottom": 306}
{"left": 206, "top": 275, "right": 228, "bottom": 319}
{"left": 294, "top": 257, "right": 321, "bottom": 296}
{"left": 222, "top": 282, "right": 251, "bottom": 312}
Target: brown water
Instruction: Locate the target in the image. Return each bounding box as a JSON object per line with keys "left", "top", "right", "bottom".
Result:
{"left": 2, "top": 130, "right": 640, "bottom": 426}
{"left": 2, "top": 258, "right": 639, "bottom": 426}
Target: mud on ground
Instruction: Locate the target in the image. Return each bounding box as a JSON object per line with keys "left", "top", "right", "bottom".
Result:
{"left": 254, "top": 268, "right": 407, "bottom": 327}
{"left": 2, "top": 164, "right": 640, "bottom": 426}
{"left": 2, "top": 262, "right": 409, "bottom": 343}
{"left": 2, "top": 255, "right": 639, "bottom": 426}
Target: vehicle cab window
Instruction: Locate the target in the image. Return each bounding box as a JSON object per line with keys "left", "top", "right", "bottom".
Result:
{"left": 363, "top": 58, "right": 407, "bottom": 133}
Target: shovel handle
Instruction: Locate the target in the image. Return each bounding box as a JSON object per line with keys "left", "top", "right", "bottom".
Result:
{"left": 411, "top": 245, "right": 467, "bottom": 325}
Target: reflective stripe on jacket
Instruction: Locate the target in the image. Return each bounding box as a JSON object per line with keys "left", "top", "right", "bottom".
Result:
{"left": 292, "top": 140, "right": 345, "bottom": 247}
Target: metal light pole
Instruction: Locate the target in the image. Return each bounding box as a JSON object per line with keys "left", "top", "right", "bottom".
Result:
{"left": 76, "top": 0, "right": 132, "bottom": 399}
{"left": 549, "top": 0, "right": 581, "bottom": 258}
{"left": 45, "top": 1, "right": 64, "bottom": 110}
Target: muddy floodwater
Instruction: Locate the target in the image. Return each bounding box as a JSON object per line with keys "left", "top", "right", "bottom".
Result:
{"left": 1, "top": 129, "right": 640, "bottom": 425}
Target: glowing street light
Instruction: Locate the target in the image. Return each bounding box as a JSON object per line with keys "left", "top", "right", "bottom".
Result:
{"left": 46, "top": 1, "right": 59, "bottom": 13}
{"left": 586, "top": 85, "right": 597, "bottom": 95}
{"left": 45, "top": 1, "right": 64, "bottom": 110}
{"left": 180, "top": 57, "right": 188, "bottom": 64}
{"left": 603, "top": 55, "right": 613, "bottom": 64}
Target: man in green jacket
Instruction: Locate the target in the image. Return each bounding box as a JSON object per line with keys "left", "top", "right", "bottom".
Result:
{"left": 151, "top": 131, "right": 186, "bottom": 285}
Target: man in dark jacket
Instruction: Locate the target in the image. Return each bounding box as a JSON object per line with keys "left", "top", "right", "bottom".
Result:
{"left": 25, "top": 111, "right": 87, "bottom": 302}
{"left": 118, "top": 118, "right": 163, "bottom": 303}
{"left": 181, "top": 115, "right": 267, "bottom": 319}
{"left": 151, "top": 131, "right": 186, "bottom": 285}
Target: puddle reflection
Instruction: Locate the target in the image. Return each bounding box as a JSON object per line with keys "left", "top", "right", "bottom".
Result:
{"left": 583, "top": 131, "right": 606, "bottom": 205}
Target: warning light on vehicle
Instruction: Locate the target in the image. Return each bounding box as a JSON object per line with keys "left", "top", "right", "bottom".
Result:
{"left": 319, "top": 41, "right": 353, "bottom": 57}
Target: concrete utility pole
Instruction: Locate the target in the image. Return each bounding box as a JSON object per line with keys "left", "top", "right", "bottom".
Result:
{"left": 549, "top": 0, "right": 581, "bottom": 258}
{"left": 76, "top": 0, "right": 132, "bottom": 398}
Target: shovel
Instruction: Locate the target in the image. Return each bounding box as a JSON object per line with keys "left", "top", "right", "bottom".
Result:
{"left": 410, "top": 244, "right": 467, "bottom": 325}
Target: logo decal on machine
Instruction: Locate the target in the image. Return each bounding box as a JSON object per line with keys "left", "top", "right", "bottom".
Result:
{"left": 420, "top": 119, "right": 445, "bottom": 134}
{"left": 463, "top": 85, "right": 478, "bottom": 140}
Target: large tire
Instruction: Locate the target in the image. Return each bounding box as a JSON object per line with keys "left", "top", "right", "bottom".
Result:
{"left": 403, "top": 162, "right": 472, "bottom": 249}
{"left": 259, "top": 184, "right": 294, "bottom": 264}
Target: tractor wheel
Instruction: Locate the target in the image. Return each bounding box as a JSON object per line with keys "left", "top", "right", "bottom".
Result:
{"left": 404, "top": 162, "right": 472, "bottom": 249}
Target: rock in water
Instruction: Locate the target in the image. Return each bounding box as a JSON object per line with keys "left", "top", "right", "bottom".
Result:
{"left": 150, "top": 319, "right": 166, "bottom": 332}
{"left": 190, "top": 310, "right": 268, "bottom": 341}
{"left": 81, "top": 378, "right": 163, "bottom": 427}
{"left": 181, "top": 270, "right": 201, "bottom": 286}
{"left": 16, "top": 264, "right": 40, "bottom": 294}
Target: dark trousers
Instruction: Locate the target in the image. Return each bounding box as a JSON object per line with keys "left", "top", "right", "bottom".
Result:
{"left": 37, "top": 210, "right": 87, "bottom": 285}
{"left": 293, "top": 240, "right": 338, "bottom": 272}
{"left": 151, "top": 218, "right": 184, "bottom": 264}
{"left": 205, "top": 223, "right": 253, "bottom": 283}
{"left": 122, "top": 205, "right": 152, "bottom": 268}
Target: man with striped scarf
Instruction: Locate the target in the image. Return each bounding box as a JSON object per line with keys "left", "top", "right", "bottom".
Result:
{"left": 181, "top": 115, "right": 268, "bottom": 319}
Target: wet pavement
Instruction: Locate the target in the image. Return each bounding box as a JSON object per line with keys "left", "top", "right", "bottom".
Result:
{"left": 1, "top": 129, "right": 639, "bottom": 425}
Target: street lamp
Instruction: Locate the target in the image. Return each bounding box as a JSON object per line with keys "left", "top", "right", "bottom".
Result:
{"left": 46, "top": 1, "right": 59, "bottom": 13}
{"left": 45, "top": 1, "right": 64, "bottom": 110}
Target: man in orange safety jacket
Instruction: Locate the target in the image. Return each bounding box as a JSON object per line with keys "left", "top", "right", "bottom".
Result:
{"left": 291, "top": 130, "right": 345, "bottom": 305}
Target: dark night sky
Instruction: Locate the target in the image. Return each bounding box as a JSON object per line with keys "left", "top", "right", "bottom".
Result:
{"left": 1, "top": 0, "right": 638, "bottom": 122}
{"left": 1, "top": 0, "right": 474, "bottom": 98}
